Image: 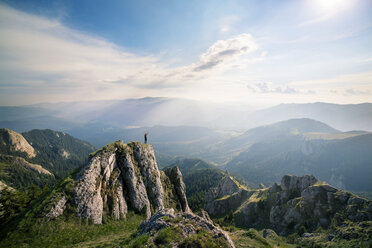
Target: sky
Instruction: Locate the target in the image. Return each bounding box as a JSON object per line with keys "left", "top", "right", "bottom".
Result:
{"left": 0, "top": 0, "right": 372, "bottom": 107}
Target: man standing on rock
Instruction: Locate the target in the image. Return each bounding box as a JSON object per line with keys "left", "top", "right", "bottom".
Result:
{"left": 144, "top": 132, "right": 148, "bottom": 144}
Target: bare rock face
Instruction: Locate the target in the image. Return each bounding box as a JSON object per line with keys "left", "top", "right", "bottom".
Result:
{"left": 74, "top": 152, "right": 116, "bottom": 224}
{"left": 280, "top": 174, "right": 318, "bottom": 192}
{"left": 69, "top": 141, "right": 188, "bottom": 224}
{"left": 0, "top": 128, "right": 36, "bottom": 158}
{"left": 138, "top": 208, "right": 235, "bottom": 248}
{"left": 118, "top": 147, "right": 151, "bottom": 218}
{"left": 163, "top": 166, "right": 190, "bottom": 213}
{"left": 205, "top": 175, "right": 250, "bottom": 216}
{"left": 46, "top": 196, "right": 67, "bottom": 218}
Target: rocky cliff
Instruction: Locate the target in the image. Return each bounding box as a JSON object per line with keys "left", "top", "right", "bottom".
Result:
{"left": 0, "top": 128, "right": 36, "bottom": 158}
{"left": 205, "top": 175, "right": 250, "bottom": 216}
{"left": 205, "top": 174, "right": 372, "bottom": 235}
{"left": 45, "top": 141, "right": 190, "bottom": 224}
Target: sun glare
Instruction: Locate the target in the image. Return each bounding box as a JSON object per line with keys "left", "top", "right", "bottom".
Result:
{"left": 313, "top": 0, "right": 353, "bottom": 13}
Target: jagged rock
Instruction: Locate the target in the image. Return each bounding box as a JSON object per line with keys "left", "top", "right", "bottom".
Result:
{"left": 48, "top": 141, "right": 188, "bottom": 224}
{"left": 198, "top": 209, "right": 213, "bottom": 223}
{"left": 46, "top": 196, "right": 67, "bottom": 218}
{"left": 269, "top": 183, "right": 281, "bottom": 193}
{"left": 139, "top": 208, "right": 175, "bottom": 234}
{"left": 281, "top": 174, "right": 318, "bottom": 192}
{"left": 131, "top": 142, "right": 164, "bottom": 212}
{"left": 73, "top": 141, "right": 167, "bottom": 223}
{"left": 112, "top": 179, "right": 128, "bottom": 220}
{"left": 163, "top": 166, "right": 190, "bottom": 212}
{"left": 212, "top": 175, "right": 240, "bottom": 199}
{"left": 74, "top": 152, "right": 115, "bottom": 224}
{"left": 205, "top": 175, "right": 249, "bottom": 216}
{"left": 139, "top": 208, "right": 235, "bottom": 248}
{"left": 119, "top": 146, "right": 152, "bottom": 218}
{"left": 205, "top": 174, "right": 372, "bottom": 236}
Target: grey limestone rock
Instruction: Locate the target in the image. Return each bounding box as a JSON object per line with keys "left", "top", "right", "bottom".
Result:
{"left": 198, "top": 209, "right": 213, "bottom": 223}
{"left": 205, "top": 175, "right": 249, "bottom": 216}
{"left": 119, "top": 149, "right": 151, "bottom": 218}
{"left": 46, "top": 195, "right": 67, "bottom": 218}
{"left": 281, "top": 174, "right": 318, "bottom": 192}
{"left": 163, "top": 166, "right": 190, "bottom": 212}
{"left": 132, "top": 142, "right": 164, "bottom": 212}
{"left": 69, "top": 141, "right": 187, "bottom": 224}
{"left": 74, "top": 152, "right": 116, "bottom": 224}
{"left": 204, "top": 173, "right": 371, "bottom": 236}
{"left": 139, "top": 208, "right": 235, "bottom": 248}
{"left": 112, "top": 179, "right": 128, "bottom": 220}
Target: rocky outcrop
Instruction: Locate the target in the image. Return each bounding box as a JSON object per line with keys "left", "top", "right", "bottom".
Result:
{"left": 64, "top": 141, "right": 189, "bottom": 224}
{"left": 205, "top": 174, "right": 372, "bottom": 236}
{"left": 163, "top": 166, "right": 190, "bottom": 212}
{"left": 0, "top": 128, "right": 36, "bottom": 158}
{"left": 205, "top": 175, "right": 250, "bottom": 216}
{"left": 74, "top": 151, "right": 118, "bottom": 224}
{"left": 138, "top": 208, "right": 235, "bottom": 247}
{"left": 46, "top": 196, "right": 67, "bottom": 218}
{"left": 280, "top": 174, "right": 318, "bottom": 192}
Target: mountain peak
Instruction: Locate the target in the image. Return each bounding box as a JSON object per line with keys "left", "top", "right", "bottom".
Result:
{"left": 0, "top": 128, "right": 36, "bottom": 158}
{"left": 44, "top": 141, "right": 190, "bottom": 224}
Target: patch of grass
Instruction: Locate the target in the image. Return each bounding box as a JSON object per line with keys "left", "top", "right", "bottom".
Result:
{"left": 0, "top": 212, "right": 144, "bottom": 248}
{"left": 296, "top": 220, "right": 372, "bottom": 248}
{"left": 154, "top": 226, "right": 183, "bottom": 247}
{"left": 179, "top": 229, "right": 230, "bottom": 248}
{"left": 125, "top": 234, "right": 150, "bottom": 248}
{"left": 89, "top": 140, "right": 121, "bottom": 158}
{"left": 229, "top": 228, "right": 296, "bottom": 248}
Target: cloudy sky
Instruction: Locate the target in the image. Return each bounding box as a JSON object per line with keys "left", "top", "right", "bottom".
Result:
{"left": 0, "top": 0, "right": 371, "bottom": 107}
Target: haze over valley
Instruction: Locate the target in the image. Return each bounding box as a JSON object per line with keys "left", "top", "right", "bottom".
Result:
{"left": 1, "top": 0, "right": 372, "bottom": 247}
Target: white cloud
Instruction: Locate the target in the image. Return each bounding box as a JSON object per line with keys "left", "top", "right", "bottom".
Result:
{"left": 344, "top": 88, "right": 371, "bottom": 95}
{"left": 0, "top": 4, "right": 260, "bottom": 105}
{"left": 246, "top": 82, "right": 307, "bottom": 94}
{"left": 192, "top": 34, "right": 258, "bottom": 72}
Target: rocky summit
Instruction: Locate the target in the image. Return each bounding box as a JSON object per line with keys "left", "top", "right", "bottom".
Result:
{"left": 40, "top": 140, "right": 237, "bottom": 247}
{"left": 43, "top": 141, "right": 190, "bottom": 224}
{"left": 205, "top": 174, "right": 372, "bottom": 235}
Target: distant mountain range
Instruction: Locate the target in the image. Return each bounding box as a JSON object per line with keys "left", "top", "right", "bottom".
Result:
{"left": 1, "top": 98, "right": 372, "bottom": 193}
{"left": 225, "top": 119, "right": 372, "bottom": 192}
{"left": 1, "top": 98, "right": 372, "bottom": 133}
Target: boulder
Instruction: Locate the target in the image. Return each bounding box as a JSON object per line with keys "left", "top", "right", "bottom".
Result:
{"left": 139, "top": 208, "right": 235, "bottom": 248}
